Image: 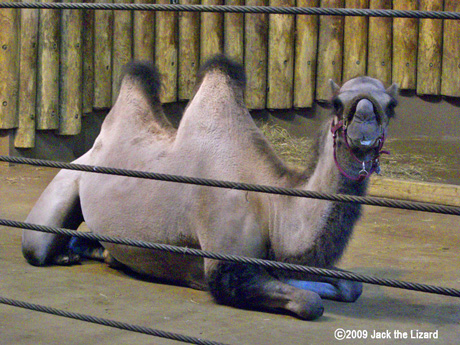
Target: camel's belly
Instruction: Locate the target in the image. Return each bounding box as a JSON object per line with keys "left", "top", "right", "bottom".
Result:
{"left": 104, "top": 243, "right": 207, "bottom": 290}
{"left": 79, "top": 172, "right": 206, "bottom": 289}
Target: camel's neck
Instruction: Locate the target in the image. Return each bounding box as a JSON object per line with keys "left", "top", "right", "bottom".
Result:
{"left": 270, "top": 121, "right": 369, "bottom": 269}
{"left": 305, "top": 121, "right": 370, "bottom": 196}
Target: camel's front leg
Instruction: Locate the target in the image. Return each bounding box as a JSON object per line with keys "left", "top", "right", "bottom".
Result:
{"left": 206, "top": 261, "right": 324, "bottom": 320}
{"left": 22, "top": 169, "right": 83, "bottom": 266}
{"left": 285, "top": 269, "right": 363, "bottom": 303}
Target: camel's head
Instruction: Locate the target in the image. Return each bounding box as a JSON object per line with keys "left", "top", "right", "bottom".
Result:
{"left": 330, "top": 77, "right": 398, "bottom": 152}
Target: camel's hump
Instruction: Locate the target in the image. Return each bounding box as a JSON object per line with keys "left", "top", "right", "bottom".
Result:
{"left": 122, "top": 61, "right": 161, "bottom": 103}
{"left": 197, "top": 55, "right": 246, "bottom": 88}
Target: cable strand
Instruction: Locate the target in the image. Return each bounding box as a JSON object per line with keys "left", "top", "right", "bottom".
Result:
{"left": 1, "top": 155, "right": 459, "bottom": 216}
{"left": 0, "top": 2, "right": 459, "bottom": 19}
{"left": 2, "top": 218, "right": 459, "bottom": 298}
{"left": 0, "top": 296, "right": 229, "bottom": 345}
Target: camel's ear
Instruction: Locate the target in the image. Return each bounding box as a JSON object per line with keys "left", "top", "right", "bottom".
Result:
{"left": 329, "top": 79, "right": 340, "bottom": 96}
{"left": 386, "top": 83, "right": 399, "bottom": 98}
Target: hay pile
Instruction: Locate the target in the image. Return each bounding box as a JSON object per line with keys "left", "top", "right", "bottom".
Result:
{"left": 259, "top": 122, "right": 447, "bottom": 182}
{"left": 258, "top": 122, "right": 314, "bottom": 171}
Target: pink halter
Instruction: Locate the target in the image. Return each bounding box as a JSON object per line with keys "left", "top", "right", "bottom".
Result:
{"left": 331, "top": 119, "right": 389, "bottom": 182}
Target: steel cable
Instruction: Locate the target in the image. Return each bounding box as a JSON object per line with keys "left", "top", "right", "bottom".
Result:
{"left": 1, "top": 155, "right": 459, "bottom": 216}
{"left": 1, "top": 218, "right": 459, "bottom": 298}
{"left": 0, "top": 296, "right": 229, "bottom": 345}
{"left": 0, "top": 2, "right": 458, "bottom": 340}
{"left": 0, "top": 2, "right": 459, "bottom": 19}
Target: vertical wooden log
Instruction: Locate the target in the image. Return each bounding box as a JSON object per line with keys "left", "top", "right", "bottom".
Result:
{"left": 343, "top": 0, "right": 368, "bottom": 82}
{"left": 224, "top": 0, "right": 244, "bottom": 64}
{"left": 416, "top": 0, "right": 443, "bottom": 95}
{"left": 392, "top": 0, "right": 418, "bottom": 90}
{"left": 134, "top": 0, "right": 155, "bottom": 61}
{"left": 267, "top": 0, "right": 295, "bottom": 109}
{"left": 112, "top": 0, "right": 133, "bottom": 104}
{"left": 244, "top": 0, "right": 267, "bottom": 109}
{"left": 441, "top": 1, "right": 460, "bottom": 97}
{"left": 368, "top": 0, "right": 392, "bottom": 86}
{"left": 178, "top": 0, "right": 200, "bottom": 100}
{"left": 155, "top": 0, "right": 177, "bottom": 103}
{"left": 36, "top": 0, "right": 60, "bottom": 129}
{"left": 59, "top": 0, "right": 83, "bottom": 135}
{"left": 0, "top": 0, "right": 19, "bottom": 129}
{"left": 82, "top": 1, "right": 94, "bottom": 114}
{"left": 14, "top": 5, "right": 38, "bottom": 148}
{"left": 294, "top": 0, "right": 318, "bottom": 108}
{"left": 200, "top": 0, "right": 223, "bottom": 64}
{"left": 93, "top": 0, "right": 113, "bottom": 109}
{"left": 316, "top": 0, "right": 344, "bottom": 102}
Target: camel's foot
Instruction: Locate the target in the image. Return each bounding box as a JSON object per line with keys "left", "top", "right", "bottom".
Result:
{"left": 69, "top": 237, "right": 104, "bottom": 261}
{"left": 52, "top": 251, "right": 81, "bottom": 266}
{"left": 286, "top": 279, "right": 363, "bottom": 303}
{"left": 207, "top": 262, "right": 325, "bottom": 321}
{"left": 285, "top": 289, "right": 324, "bottom": 320}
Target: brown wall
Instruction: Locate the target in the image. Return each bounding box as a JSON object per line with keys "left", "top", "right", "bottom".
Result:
{"left": 0, "top": 135, "right": 8, "bottom": 156}
{"left": 265, "top": 94, "right": 460, "bottom": 141}
{"left": 2, "top": 2, "right": 460, "bottom": 151}
{"left": 3, "top": 93, "right": 459, "bottom": 162}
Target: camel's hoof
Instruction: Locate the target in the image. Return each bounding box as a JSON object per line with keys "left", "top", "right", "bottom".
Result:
{"left": 287, "top": 290, "right": 324, "bottom": 321}
{"left": 337, "top": 280, "right": 363, "bottom": 303}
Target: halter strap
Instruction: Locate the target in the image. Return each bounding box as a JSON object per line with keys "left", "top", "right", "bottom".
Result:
{"left": 331, "top": 119, "right": 389, "bottom": 182}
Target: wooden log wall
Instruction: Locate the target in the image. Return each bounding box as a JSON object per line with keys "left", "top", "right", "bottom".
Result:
{"left": 0, "top": 0, "right": 459, "bottom": 147}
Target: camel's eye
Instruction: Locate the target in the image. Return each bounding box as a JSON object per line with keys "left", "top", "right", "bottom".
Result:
{"left": 332, "top": 97, "right": 343, "bottom": 115}
{"left": 386, "top": 99, "right": 398, "bottom": 118}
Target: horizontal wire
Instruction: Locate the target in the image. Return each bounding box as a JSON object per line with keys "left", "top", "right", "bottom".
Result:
{"left": 0, "top": 2, "right": 459, "bottom": 19}
{"left": 2, "top": 218, "right": 459, "bottom": 298}
{"left": 1, "top": 155, "right": 459, "bottom": 216}
{"left": 0, "top": 296, "right": 229, "bottom": 345}
{"left": 1, "top": 2, "right": 458, "bottom": 340}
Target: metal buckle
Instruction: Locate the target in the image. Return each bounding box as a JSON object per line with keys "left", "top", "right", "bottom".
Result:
{"left": 359, "top": 161, "right": 368, "bottom": 176}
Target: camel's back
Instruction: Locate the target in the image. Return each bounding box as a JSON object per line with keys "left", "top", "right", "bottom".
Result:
{"left": 75, "top": 56, "right": 294, "bottom": 285}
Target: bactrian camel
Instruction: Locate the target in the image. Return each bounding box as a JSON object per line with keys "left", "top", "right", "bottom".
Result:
{"left": 22, "top": 56, "right": 398, "bottom": 320}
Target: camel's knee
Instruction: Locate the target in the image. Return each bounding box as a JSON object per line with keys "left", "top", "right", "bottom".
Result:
{"left": 22, "top": 244, "right": 81, "bottom": 267}
{"left": 22, "top": 231, "right": 80, "bottom": 266}
{"left": 207, "top": 262, "right": 265, "bottom": 308}
{"left": 22, "top": 233, "right": 51, "bottom": 266}
{"left": 22, "top": 245, "right": 48, "bottom": 266}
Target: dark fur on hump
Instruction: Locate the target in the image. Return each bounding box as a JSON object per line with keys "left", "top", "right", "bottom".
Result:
{"left": 196, "top": 54, "right": 246, "bottom": 89}
{"left": 121, "top": 61, "right": 161, "bottom": 106}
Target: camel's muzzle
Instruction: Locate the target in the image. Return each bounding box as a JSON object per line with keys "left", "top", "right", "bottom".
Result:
{"left": 331, "top": 94, "right": 389, "bottom": 182}
{"left": 342, "top": 95, "right": 385, "bottom": 150}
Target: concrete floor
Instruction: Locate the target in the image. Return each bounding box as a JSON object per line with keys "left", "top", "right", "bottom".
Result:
{"left": 0, "top": 163, "right": 459, "bottom": 345}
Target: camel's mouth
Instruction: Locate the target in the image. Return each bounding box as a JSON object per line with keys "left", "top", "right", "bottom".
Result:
{"left": 347, "top": 136, "right": 381, "bottom": 153}
{"left": 359, "top": 139, "right": 375, "bottom": 147}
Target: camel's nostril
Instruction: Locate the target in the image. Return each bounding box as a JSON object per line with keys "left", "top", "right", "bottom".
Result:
{"left": 355, "top": 99, "right": 375, "bottom": 121}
